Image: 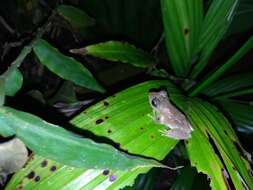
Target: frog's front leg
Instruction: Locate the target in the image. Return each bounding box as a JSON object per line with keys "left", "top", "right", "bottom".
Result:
{"left": 159, "top": 129, "right": 191, "bottom": 140}
{"left": 0, "top": 171, "right": 7, "bottom": 187}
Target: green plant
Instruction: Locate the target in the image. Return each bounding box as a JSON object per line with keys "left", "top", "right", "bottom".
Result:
{"left": 0, "top": 0, "right": 252, "bottom": 189}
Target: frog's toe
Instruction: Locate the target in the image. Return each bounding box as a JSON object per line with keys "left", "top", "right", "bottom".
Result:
{"left": 159, "top": 129, "right": 191, "bottom": 140}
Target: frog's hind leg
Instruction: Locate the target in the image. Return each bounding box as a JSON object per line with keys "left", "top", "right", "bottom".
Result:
{"left": 159, "top": 129, "right": 191, "bottom": 140}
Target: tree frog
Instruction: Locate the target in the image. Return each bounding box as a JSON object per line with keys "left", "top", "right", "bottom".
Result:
{"left": 149, "top": 90, "right": 193, "bottom": 140}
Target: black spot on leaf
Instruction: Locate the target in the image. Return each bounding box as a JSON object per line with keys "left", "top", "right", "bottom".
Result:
{"left": 34, "top": 176, "right": 40, "bottom": 182}
{"left": 96, "top": 119, "right": 104, "bottom": 125}
{"left": 183, "top": 28, "right": 190, "bottom": 35}
{"left": 41, "top": 160, "right": 48, "bottom": 167}
{"left": 16, "top": 185, "right": 23, "bottom": 190}
{"left": 50, "top": 166, "right": 57, "bottom": 172}
{"left": 27, "top": 171, "right": 35, "bottom": 179}
{"left": 107, "top": 129, "right": 112, "bottom": 133}
{"left": 102, "top": 169, "right": 110, "bottom": 175}
{"left": 105, "top": 116, "right": 109, "bottom": 119}
{"left": 103, "top": 101, "right": 109, "bottom": 106}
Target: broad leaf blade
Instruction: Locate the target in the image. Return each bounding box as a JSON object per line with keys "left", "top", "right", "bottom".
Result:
{"left": 161, "top": 0, "right": 203, "bottom": 76}
{"left": 57, "top": 5, "right": 95, "bottom": 29}
{"left": 71, "top": 41, "right": 155, "bottom": 68}
{"left": 186, "top": 98, "right": 253, "bottom": 189}
{"left": 33, "top": 39, "right": 105, "bottom": 93}
{"left": 6, "top": 80, "right": 178, "bottom": 190}
{"left": 190, "top": 0, "right": 239, "bottom": 78}
{"left": 0, "top": 106, "right": 162, "bottom": 171}
{"left": 4, "top": 69, "right": 23, "bottom": 96}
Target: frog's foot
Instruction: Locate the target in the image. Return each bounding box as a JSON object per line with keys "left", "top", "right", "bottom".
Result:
{"left": 159, "top": 129, "right": 191, "bottom": 140}
{"left": 0, "top": 172, "right": 7, "bottom": 187}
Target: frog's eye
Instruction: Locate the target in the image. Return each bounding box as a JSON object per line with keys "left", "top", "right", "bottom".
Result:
{"left": 151, "top": 97, "right": 160, "bottom": 108}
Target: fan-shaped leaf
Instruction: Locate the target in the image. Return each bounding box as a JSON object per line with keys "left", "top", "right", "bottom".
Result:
{"left": 161, "top": 0, "right": 203, "bottom": 76}
{"left": 6, "top": 80, "right": 178, "bottom": 190}
{"left": 190, "top": 0, "right": 240, "bottom": 78}
{"left": 6, "top": 80, "right": 252, "bottom": 189}
{"left": 183, "top": 98, "right": 253, "bottom": 189}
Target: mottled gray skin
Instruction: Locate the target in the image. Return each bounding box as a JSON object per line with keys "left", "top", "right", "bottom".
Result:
{"left": 149, "top": 90, "right": 193, "bottom": 140}
{"left": 0, "top": 138, "right": 28, "bottom": 186}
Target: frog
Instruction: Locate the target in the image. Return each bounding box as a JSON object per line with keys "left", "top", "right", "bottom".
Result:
{"left": 149, "top": 90, "right": 193, "bottom": 140}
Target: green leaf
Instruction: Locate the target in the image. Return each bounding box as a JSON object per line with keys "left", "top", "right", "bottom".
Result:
{"left": 6, "top": 80, "right": 252, "bottom": 189}
{"left": 0, "top": 106, "right": 163, "bottom": 171}
{"left": 70, "top": 41, "right": 155, "bottom": 68}
{"left": 4, "top": 69, "right": 23, "bottom": 96}
{"left": 228, "top": 0, "right": 253, "bottom": 35}
{"left": 218, "top": 100, "right": 253, "bottom": 134}
{"left": 190, "top": 0, "right": 239, "bottom": 78}
{"left": 184, "top": 98, "right": 253, "bottom": 190}
{"left": 161, "top": 0, "right": 203, "bottom": 76}
{"left": 57, "top": 5, "right": 95, "bottom": 29}
{"left": 203, "top": 72, "right": 253, "bottom": 97}
{"left": 33, "top": 39, "right": 105, "bottom": 93}
{"left": 6, "top": 80, "right": 178, "bottom": 190}
{"left": 189, "top": 35, "right": 253, "bottom": 97}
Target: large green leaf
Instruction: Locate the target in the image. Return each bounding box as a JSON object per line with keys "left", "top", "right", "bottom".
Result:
{"left": 161, "top": 0, "right": 203, "bottom": 76}
{"left": 6, "top": 80, "right": 253, "bottom": 189}
{"left": 57, "top": 5, "right": 95, "bottom": 29}
{"left": 219, "top": 100, "right": 253, "bottom": 134}
{"left": 6, "top": 80, "right": 178, "bottom": 190}
{"left": 71, "top": 41, "right": 155, "bottom": 68}
{"left": 32, "top": 39, "right": 105, "bottom": 93}
{"left": 0, "top": 106, "right": 162, "bottom": 171}
{"left": 190, "top": 0, "right": 239, "bottom": 78}
{"left": 183, "top": 98, "right": 253, "bottom": 189}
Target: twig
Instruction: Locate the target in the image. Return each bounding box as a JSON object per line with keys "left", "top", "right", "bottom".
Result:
{"left": 2, "top": 13, "right": 55, "bottom": 78}
{"left": 0, "top": 16, "right": 15, "bottom": 35}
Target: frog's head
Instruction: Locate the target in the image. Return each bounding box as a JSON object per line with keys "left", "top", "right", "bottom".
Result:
{"left": 149, "top": 90, "right": 169, "bottom": 109}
